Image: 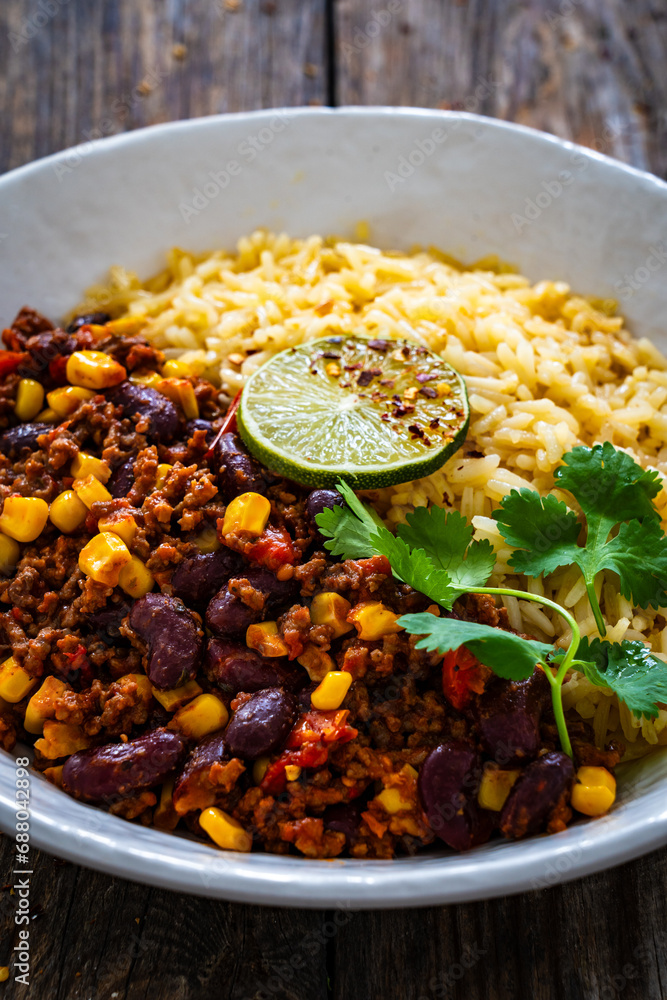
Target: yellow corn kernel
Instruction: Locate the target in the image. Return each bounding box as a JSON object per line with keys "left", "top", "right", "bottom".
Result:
{"left": 98, "top": 510, "right": 137, "bottom": 546}
{"left": 221, "top": 492, "right": 271, "bottom": 537}
{"left": 71, "top": 451, "right": 111, "bottom": 483}
{"left": 375, "top": 787, "right": 412, "bottom": 814}
{"left": 310, "top": 592, "right": 353, "bottom": 638}
{"left": 151, "top": 679, "right": 202, "bottom": 712}
{"left": 163, "top": 359, "right": 192, "bottom": 377}
{"left": 23, "top": 675, "right": 68, "bottom": 734}
{"left": 43, "top": 764, "right": 64, "bottom": 787}
{"left": 571, "top": 766, "right": 617, "bottom": 817}
{"left": 49, "top": 489, "right": 88, "bottom": 533}
{"left": 120, "top": 673, "right": 153, "bottom": 701}
{"left": 246, "top": 621, "right": 289, "bottom": 658}
{"left": 130, "top": 371, "right": 162, "bottom": 389}
{"left": 46, "top": 385, "right": 96, "bottom": 417}
{"left": 156, "top": 463, "right": 173, "bottom": 489}
{"left": 78, "top": 532, "right": 131, "bottom": 587}
{"left": 402, "top": 763, "right": 418, "bottom": 780}
{"left": 66, "top": 349, "right": 126, "bottom": 390}
{"left": 154, "top": 778, "right": 179, "bottom": 831}
{"left": 0, "top": 967, "right": 9, "bottom": 983}
{"left": 171, "top": 693, "right": 229, "bottom": 741}
{"left": 0, "top": 656, "right": 38, "bottom": 703}
{"left": 35, "top": 407, "right": 58, "bottom": 423}
{"left": 310, "top": 670, "right": 352, "bottom": 711}
{"left": 0, "top": 496, "right": 49, "bottom": 543}
{"left": 14, "top": 378, "right": 44, "bottom": 422}
{"left": 34, "top": 720, "right": 91, "bottom": 759}
{"left": 297, "top": 643, "right": 335, "bottom": 682}
{"left": 347, "top": 601, "right": 404, "bottom": 641}
{"left": 118, "top": 555, "right": 154, "bottom": 598}
{"left": 199, "top": 806, "right": 252, "bottom": 852}
{"left": 477, "top": 763, "right": 521, "bottom": 812}
{"left": 72, "top": 474, "right": 111, "bottom": 508}
{"left": 194, "top": 526, "right": 220, "bottom": 553}
{"left": 0, "top": 532, "right": 20, "bottom": 575}
{"left": 105, "top": 316, "right": 146, "bottom": 337}
{"left": 284, "top": 765, "right": 302, "bottom": 782}
{"left": 157, "top": 377, "right": 199, "bottom": 419}
{"left": 253, "top": 756, "right": 270, "bottom": 785}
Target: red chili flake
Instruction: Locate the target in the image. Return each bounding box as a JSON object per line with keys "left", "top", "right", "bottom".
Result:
{"left": 420, "top": 387, "right": 438, "bottom": 398}
{"left": 392, "top": 403, "right": 415, "bottom": 418}
{"left": 416, "top": 373, "right": 438, "bottom": 383}
{"left": 368, "top": 339, "right": 390, "bottom": 350}
{"left": 344, "top": 362, "right": 363, "bottom": 371}
{"left": 379, "top": 378, "right": 395, "bottom": 387}
{"left": 430, "top": 418, "right": 440, "bottom": 429}
{"left": 357, "top": 370, "right": 376, "bottom": 386}
{"left": 321, "top": 351, "right": 341, "bottom": 359}
{"left": 381, "top": 413, "right": 390, "bottom": 422}
{"left": 408, "top": 424, "right": 425, "bottom": 439}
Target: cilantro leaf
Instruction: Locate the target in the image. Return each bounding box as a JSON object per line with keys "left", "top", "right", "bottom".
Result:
{"left": 555, "top": 442, "right": 662, "bottom": 526}
{"left": 369, "top": 530, "right": 460, "bottom": 609}
{"left": 575, "top": 636, "right": 667, "bottom": 719}
{"left": 398, "top": 613, "right": 553, "bottom": 680}
{"left": 492, "top": 490, "right": 581, "bottom": 577}
{"left": 601, "top": 519, "right": 667, "bottom": 609}
{"left": 315, "top": 482, "right": 385, "bottom": 559}
{"left": 397, "top": 506, "right": 495, "bottom": 590}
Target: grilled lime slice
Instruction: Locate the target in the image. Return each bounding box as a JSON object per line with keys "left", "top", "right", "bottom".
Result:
{"left": 237, "top": 335, "right": 469, "bottom": 489}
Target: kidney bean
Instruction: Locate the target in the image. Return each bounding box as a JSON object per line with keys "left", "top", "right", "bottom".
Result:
{"left": 474, "top": 669, "right": 551, "bottom": 765}
{"left": 323, "top": 801, "right": 363, "bottom": 847}
{"left": 500, "top": 751, "right": 575, "bottom": 839}
{"left": 129, "top": 594, "right": 203, "bottom": 690}
{"left": 0, "top": 422, "right": 51, "bottom": 457}
{"left": 418, "top": 741, "right": 493, "bottom": 851}
{"left": 86, "top": 599, "right": 131, "bottom": 645}
{"left": 225, "top": 688, "right": 297, "bottom": 760}
{"left": 205, "top": 568, "right": 298, "bottom": 638}
{"left": 171, "top": 549, "right": 243, "bottom": 608}
{"left": 306, "top": 489, "right": 345, "bottom": 543}
{"left": 186, "top": 418, "right": 215, "bottom": 443}
{"left": 172, "top": 732, "right": 229, "bottom": 814}
{"left": 108, "top": 458, "right": 135, "bottom": 499}
{"left": 109, "top": 382, "right": 179, "bottom": 442}
{"left": 205, "top": 638, "right": 299, "bottom": 693}
{"left": 62, "top": 728, "right": 185, "bottom": 804}
{"left": 213, "top": 432, "right": 266, "bottom": 501}
{"left": 66, "top": 312, "right": 111, "bottom": 333}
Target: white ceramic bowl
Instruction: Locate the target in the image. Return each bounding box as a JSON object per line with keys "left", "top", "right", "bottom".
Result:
{"left": 1, "top": 108, "right": 666, "bottom": 908}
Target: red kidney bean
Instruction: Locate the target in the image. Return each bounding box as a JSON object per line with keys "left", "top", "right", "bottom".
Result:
{"left": 418, "top": 741, "right": 493, "bottom": 851}
{"left": 306, "top": 489, "right": 346, "bottom": 544}
{"left": 323, "top": 801, "right": 363, "bottom": 847}
{"left": 205, "top": 638, "right": 300, "bottom": 693}
{"left": 473, "top": 669, "right": 551, "bottom": 764}
{"left": 224, "top": 688, "right": 297, "bottom": 760}
{"left": 213, "top": 432, "right": 267, "bottom": 501}
{"left": 186, "top": 418, "right": 215, "bottom": 443}
{"left": 500, "top": 751, "right": 575, "bottom": 839}
{"left": 0, "top": 422, "right": 51, "bottom": 457}
{"left": 62, "top": 728, "right": 185, "bottom": 804}
{"left": 109, "top": 382, "right": 179, "bottom": 442}
{"left": 205, "top": 568, "right": 298, "bottom": 638}
{"left": 108, "top": 458, "right": 135, "bottom": 499}
{"left": 66, "top": 312, "right": 111, "bottom": 332}
{"left": 172, "top": 732, "right": 229, "bottom": 813}
{"left": 129, "top": 594, "right": 203, "bottom": 690}
{"left": 86, "top": 599, "right": 132, "bottom": 645}
{"left": 171, "top": 549, "right": 243, "bottom": 608}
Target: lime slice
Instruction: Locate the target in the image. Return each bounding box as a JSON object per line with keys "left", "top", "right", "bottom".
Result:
{"left": 237, "top": 336, "right": 469, "bottom": 489}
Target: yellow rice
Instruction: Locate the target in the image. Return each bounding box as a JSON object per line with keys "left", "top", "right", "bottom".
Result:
{"left": 75, "top": 229, "right": 667, "bottom": 759}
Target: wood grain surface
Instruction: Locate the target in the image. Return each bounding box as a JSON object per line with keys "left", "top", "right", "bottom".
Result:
{"left": 1, "top": 1, "right": 667, "bottom": 998}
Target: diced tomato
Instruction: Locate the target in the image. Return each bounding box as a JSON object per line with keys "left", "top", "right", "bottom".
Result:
{"left": 63, "top": 642, "right": 93, "bottom": 683}
{"left": 48, "top": 354, "right": 69, "bottom": 385}
{"left": 261, "top": 744, "right": 330, "bottom": 795}
{"left": 442, "top": 646, "right": 489, "bottom": 711}
{"left": 247, "top": 524, "right": 297, "bottom": 571}
{"left": 0, "top": 350, "right": 28, "bottom": 377}
{"left": 261, "top": 710, "right": 358, "bottom": 795}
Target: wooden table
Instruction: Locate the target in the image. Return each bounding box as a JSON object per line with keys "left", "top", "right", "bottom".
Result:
{"left": 1, "top": 2, "right": 667, "bottom": 997}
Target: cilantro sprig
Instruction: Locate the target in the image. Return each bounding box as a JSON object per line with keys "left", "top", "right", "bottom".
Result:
{"left": 316, "top": 447, "right": 667, "bottom": 758}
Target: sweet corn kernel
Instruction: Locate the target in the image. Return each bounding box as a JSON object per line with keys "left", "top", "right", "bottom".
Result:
{"left": 0, "top": 532, "right": 20, "bottom": 575}
{"left": 221, "top": 492, "right": 271, "bottom": 537}
{"left": 105, "top": 316, "right": 146, "bottom": 337}
{"left": 284, "top": 765, "right": 302, "bottom": 782}
{"left": 0, "top": 495, "right": 49, "bottom": 542}
{"left": 43, "top": 764, "right": 64, "bottom": 787}
{"left": 118, "top": 555, "right": 154, "bottom": 598}
{"left": 34, "top": 720, "right": 91, "bottom": 759}
{"left": 0, "top": 656, "right": 38, "bottom": 703}
{"left": 23, "top": 675, "right": 68, "bottom": 734}
{"left": 71, "top": 451, "right": 111, "bottom": 483}
{"left": 49, "top": 489, "right": 88, "bottom": 533}
{"left": 253, "top": 756, "right": 270, "bottom": 785}
{"left": 156, "top": 463, "right": 173, "bottom": 489}
{"left": 477, "top": 763, "right": 521, "bottom": 812}
{"left": 78, "top": 532, "right": 131, "bottom": 586}
{"left": 375, "top": 787, "right": 412, "bottom": 814}
{"left": 246, "top": 621, "right": 289, "bottom": 658}
{"left": 46, "top": 385, "right": 96, "bottom": 417}
{"left": 66, "top": 350, "right": 126, "bottom": 390}
{"left": 199, "top": 806, "right": 252, "bottom": 852}
{"left": 310, "top": 670, "right": 353, "bottom": 710}
{"left": 163, "top": 359, "right": 192, "bottom": 377}
{"left": 194, "top": 526, "right": 220, "bottom": 553}
{"left": 172, "top": 693, "right": 229, "bottom": 740}
{"left": 0, "top": 967, "right": 8, "bottom": 983}
{"left": 35, "top": 407, "right": 58, "bottom": 423}
{"left": 310, "top": 592, "right": 353, "bottom": 638}
{"left": 14, "top": 378, "right": 44, "bottom": 421}
{"left": 98, "top": 511, "right": 137, "bottom": 546}
{"left": 121, "top": 673, "right": 153, "bottom": 701}
{"left": 157, "top": 377, "right": 199, "bottom": 419}
{"left": 347, "top": 601, "right": 404, "bottom": 641}
{"left": 154, "top": 778, "right": 179, "bottom": 831}
{"left": 297, "top": 643, "right": 335, "bottom": 682}
{"left": 72, "top": 474, "right": 112, "bottom": 508}
{"left": 151, "top": 679, "right": 202, "bottom": 712}
{"left": 130, "top": 371, "right": 162, "bottom": 389}
{"left": 571, "top": 766, "right": 617, "bottom": 817}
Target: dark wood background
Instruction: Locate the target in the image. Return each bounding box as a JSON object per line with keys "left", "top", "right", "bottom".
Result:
{"left": 1, "top": 1, "right": 667, "bottom": 997}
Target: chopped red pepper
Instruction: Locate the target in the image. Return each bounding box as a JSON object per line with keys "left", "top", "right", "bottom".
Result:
{"left": 0, "top": 350, "right": 29, "bottom": 377}
{"left": 48, "top": 355, "right": 69, "bottom": 385}
{"left": 261, "top": 710, "right": 358, "bottom": 795}
{"left": 442, "top": 646, "right": 490, "bottom": 711}
{"left": 246, "top": 524, "right": 297, "bottom": 571}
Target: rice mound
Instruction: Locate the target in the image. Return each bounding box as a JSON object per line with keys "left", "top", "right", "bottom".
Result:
{"left": 76, "top": 229, "right": 667, "bottom": 759}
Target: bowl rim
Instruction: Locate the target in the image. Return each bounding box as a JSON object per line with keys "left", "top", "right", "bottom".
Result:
{"left": 1, "top": 106, "right": 667, "bottom": 907}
